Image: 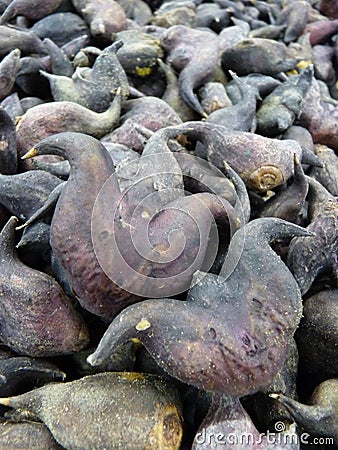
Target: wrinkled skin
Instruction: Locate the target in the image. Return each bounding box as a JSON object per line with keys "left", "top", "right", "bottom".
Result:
{"left": 88, "top": 218, "right": 311, "bottom": 397}
{"left": 161, "top": 25, "right": 220, "bottom": 117}
{"left": 242, "top": 340, "right": 299, "bottom": 432}
{"left": 0, "top": 217, "right": 89, "bottom": 357}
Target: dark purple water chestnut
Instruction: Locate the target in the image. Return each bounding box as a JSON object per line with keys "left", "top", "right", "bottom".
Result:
{"left": 256, "top": 66, "right": 314, "bottom": 137}
{"left": 221, "top": 38, "right": 299, "bottom": 76}
{"left": 309, "top": 144, "right": 338, "bottom": 196}
{"left": 101, "top": 95, "right": 182, "bottom": 152}
{"left": 0, "top": 25, "right": 46, "bottom": 57}
{"left": 161, "top": 25, "right": 220, "bottom": 117}
{"left": 0, "top": 217, "right": 89, "bottom": 357}
{"left": 257, "top": 155, "right": 308, "bottom": 224}
{"left": 163, "top": 121, "right": 316, "bottom": 192}
{"left": 114, "top": 29, "right": 164, "bottom": 78}
{"left": 274, "top": 0, "right": 310, "bottom": 44}
{"left": 271, "top": 378, "right": 338, "bottom": 445}
{"left": 117, "top": 0, "right": 152, "bottom": 27}
{"left": 158, "top": 58, "right": 197, "bottom": 121}
{"left": 204, "top": 71, "right": 260, "bottom": 133}
{"left": 23, "top": 128, "right": 243, "bottom": 317}
{"left": 0, "top": 48, "right": 20, "bottom": 102}
{"left": 16, "top": 92, "right": 122, "bottom": 169}
{"left": 0, "top": 106, "right": 17, "bottom": 174}
{"left": 41, "top": 37, "right": 73, "bottom": 77}
{"left": 0, "top": 349, "right": 65, "bottom": 398}
{"left": 42, "top": 40, "right": 129, "bottom": 112}
{"left": 30, "top": 12, "right": 89, "bottom": 48}
{"left": 22, "top": 132, "right": 139, "bottom": 319}
{"left": 0, "top": 170, "right": 62, "bottom": 221}
{"left": 295, "top": 288, "right": 338, "bottom": 386}
{"left": 307, "top": 19, "right": 338, "bottom": 50}
{"left": 287, "top": 177, "right": 338, "bottom": 295}
{"left": 71, "top": 0, "right": 128, "bottom": 43}
{"left": 88, "top": 218, "right": 311, "bottom": 397}
{"left": 151, "top": 0, "right": 196, "bottom": 28}
{"left": 298, "top": 76, "right": 338, "bottom": 151}
{"left": 0, "top": 421, "right": 63, "bottom": 450}
{"left": 312, "top": 44, "right": 336, "bottom": 86}
{"left": 0, "top": 0, "right": 64, "bottom": 24}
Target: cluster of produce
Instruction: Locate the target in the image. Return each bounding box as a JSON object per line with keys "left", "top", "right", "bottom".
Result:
{"left": 0, "top": 0, "right": 337, "bottom": 448}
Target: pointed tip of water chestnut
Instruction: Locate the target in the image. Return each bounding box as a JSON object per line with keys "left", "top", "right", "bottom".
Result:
{"left": 1, "top": 216, "right": 19, "bottom": 233}
{"left": 0, "top": 397, "right": 11, "bottom": 406}
{"left": 269, "top": 393, "right": 281, "bottom": 400}
{"left": 86, "top": 353, "right": 97, "bottom": 367}
{"left": 15, "top": 223, "right": 27, "bottom": 231}
{"left": 21, "top": 148, "right": 38, "bottom": 160}
{"left": 39, "top": 70, "right": 51, "bottom": 79}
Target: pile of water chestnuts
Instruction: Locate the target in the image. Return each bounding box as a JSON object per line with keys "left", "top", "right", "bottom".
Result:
{"left": 0, "top": 0, "right": 337, "bottom": 448}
